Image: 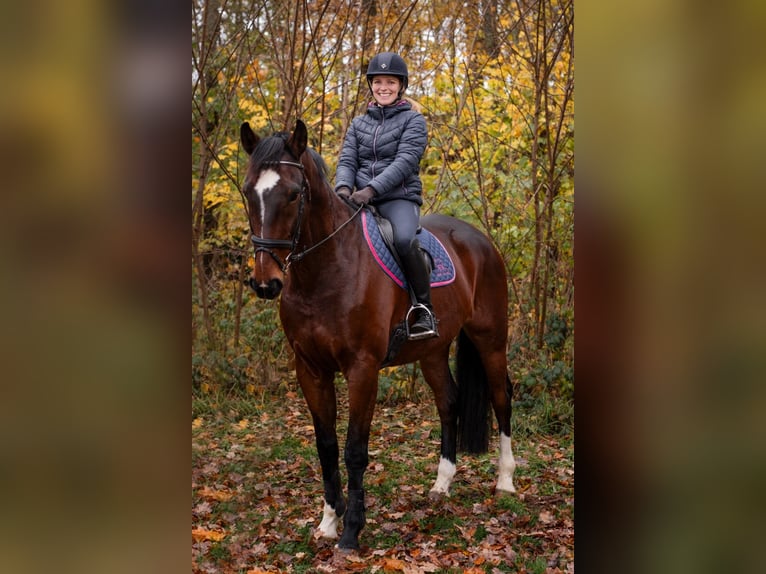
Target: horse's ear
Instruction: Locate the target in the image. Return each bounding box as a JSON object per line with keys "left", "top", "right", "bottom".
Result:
{"left": 287, "top": 119, "right": 307, "bottom": 159}
{"left": 240, "top": 122, "right": 258, "bottom": 155}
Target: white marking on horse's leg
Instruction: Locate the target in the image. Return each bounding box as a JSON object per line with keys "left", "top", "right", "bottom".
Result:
{"left": 496, "top": 432, "right": 517, "bottom": 494}
{"left": 317, "top": 502, "right": 340, "bottom": 539}
{"left": 254, "top": 169, "right": 280, "bottom": 235}
{"left": 429, "top": 457, "right": 457, "bottom": 496}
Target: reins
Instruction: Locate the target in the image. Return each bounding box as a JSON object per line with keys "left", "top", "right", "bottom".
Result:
{"left": 249, "top": 159, "right": 363, "bottom": 272}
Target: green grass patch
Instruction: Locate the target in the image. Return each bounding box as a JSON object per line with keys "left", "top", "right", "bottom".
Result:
{"left": 269, "top": 434, "right": 308, "bottom": 459}
{"left": 496, "top": 494, "right": 527, "bottom": 514}
{"left": 528, "top": 555, "right": 550, "bottom": 574}
{"left": 513, "top": 389, "right": 573, "bottom": 438}
{"left": 192, "top": 388, "right": 269, "bottom": 419}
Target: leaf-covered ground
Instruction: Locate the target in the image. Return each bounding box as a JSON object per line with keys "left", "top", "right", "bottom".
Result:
{"left": 192, "top": 392, "right": 573, "bottom": 573}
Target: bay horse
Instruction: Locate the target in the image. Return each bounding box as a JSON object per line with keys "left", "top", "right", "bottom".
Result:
{"left": 240, "top": 119, "right": 516, "bottom": 550}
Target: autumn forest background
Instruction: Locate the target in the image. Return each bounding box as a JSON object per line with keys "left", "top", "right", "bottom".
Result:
{"left": 192, "top": 0, "right": 574, "bottom": 408}
{"left": 192, "top": 0, "right": 573, "bottom": 569}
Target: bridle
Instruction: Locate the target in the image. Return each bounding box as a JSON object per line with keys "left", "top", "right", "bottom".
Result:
{"left": 249, "top": 160, "right": 307, "bottom": 272}
{"left": 249, "top": 159, "right": 363, "bottom": 272}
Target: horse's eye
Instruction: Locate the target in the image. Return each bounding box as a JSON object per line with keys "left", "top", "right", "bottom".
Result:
{"left": 288, "top": 190, "right": 299, "bottom": 202}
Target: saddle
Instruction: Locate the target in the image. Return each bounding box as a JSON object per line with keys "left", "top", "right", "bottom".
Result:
{"left": 361, "top": 210, "right": 455, "bottom": 290}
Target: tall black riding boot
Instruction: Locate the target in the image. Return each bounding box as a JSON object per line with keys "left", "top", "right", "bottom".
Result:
{"left": 399, "top": 240, "right": 439, "bottom": 340}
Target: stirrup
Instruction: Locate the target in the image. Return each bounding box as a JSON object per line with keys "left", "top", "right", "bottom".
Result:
{"left": 405, "top": 304, "right": 438, "bottom": 341}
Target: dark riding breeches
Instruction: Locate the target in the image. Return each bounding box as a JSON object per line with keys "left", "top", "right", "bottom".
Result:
{"left": 375, "top": 199, "right": 420, "bottom": 256}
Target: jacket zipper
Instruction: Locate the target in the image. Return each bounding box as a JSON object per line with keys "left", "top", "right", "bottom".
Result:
{"left": 371, "top": 106, "right": 385, "bottom": 180}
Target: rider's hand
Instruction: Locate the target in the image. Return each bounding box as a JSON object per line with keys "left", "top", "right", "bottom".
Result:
{"left": 336, "top": 186, "right": 352, "bottom": 199}
{"left": 350, "top": 186, "right": 375, "bottom": 206}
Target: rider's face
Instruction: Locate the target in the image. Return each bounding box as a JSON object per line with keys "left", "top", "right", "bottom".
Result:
{"left": 371, "top": 75, "right": 401, "bottom": 106}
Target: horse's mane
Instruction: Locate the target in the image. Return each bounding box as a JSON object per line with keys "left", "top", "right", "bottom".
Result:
{"left": 249, "top": 132, "right": 291, "bottom": 172}
{"left": 250, "top": 131, "right": 330, "bottom": 186}
{"left": 307, "top": 148, "right": 329, "bottom": 182}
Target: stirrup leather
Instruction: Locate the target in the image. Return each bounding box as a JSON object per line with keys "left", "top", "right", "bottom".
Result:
{"left": 405, "top": 304, "right": 438, "bottom": 340}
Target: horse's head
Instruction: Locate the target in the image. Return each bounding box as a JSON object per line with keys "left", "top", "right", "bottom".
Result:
{"left": 240, "top": 120, "right": 308, "bottom": 299}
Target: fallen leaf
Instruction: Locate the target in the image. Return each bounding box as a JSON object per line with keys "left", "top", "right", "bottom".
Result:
{"left": 193, "top": 501, "right": 212, "bottom": 516}
{"left": 198, "top": 486, "right": 233, "bottom": 501}
{"left": 539, "top": 510, "right": 555, "bottom": 524}
{"left": 251, "top": 542, "right": 268, "bottom": 556}
{"left": 383, "top": 557, "right": 407, "bottom": 571}
{"left": 191, "top": 528, "right": 225, "bottom": 542}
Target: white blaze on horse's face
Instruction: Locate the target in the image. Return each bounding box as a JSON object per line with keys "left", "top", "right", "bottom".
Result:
{"left": 253, "top": 169, "right": 280, "bottom": 234}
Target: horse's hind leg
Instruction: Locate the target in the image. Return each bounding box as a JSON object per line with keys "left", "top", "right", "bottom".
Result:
{"left": 482, "top": 347, "right": 517, "bottom": 494}
{"left": 463, "top": 321, "right": 516, "bottom": 494}
{"left": 421, "top": 351, "right": 459, "bottom": 497}
{"left": 296, "top": 356, "right": 345, "bottom": 539}
{"left": 493, "top": 373, "right": 517, "bottom": 494}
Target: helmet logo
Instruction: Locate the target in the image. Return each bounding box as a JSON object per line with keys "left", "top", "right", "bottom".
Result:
{"left": 381, "top": 63, "right": 387, "bottom": 69}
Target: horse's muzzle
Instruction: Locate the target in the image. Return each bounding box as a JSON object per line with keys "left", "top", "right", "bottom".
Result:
{"left": 247, "top": 277, "right": 283, "bottom": 299}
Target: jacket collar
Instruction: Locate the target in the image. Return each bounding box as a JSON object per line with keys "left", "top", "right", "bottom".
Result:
{"left": 367, "top": 99, "right": 411, "bottom": 119}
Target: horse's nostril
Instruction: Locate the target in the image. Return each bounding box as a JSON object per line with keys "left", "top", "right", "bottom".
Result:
{"left": 264, "top": 279, "right": 283, "bottom": 299}
{"left": 248, "top": 277, "right": 282, "bottom": 299}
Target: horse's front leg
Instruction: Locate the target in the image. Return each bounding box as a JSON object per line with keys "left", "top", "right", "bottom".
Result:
{"left": 338, "top": 363, "right": 379, "bottom": 551}
{"left": 295, "top": 354, "right": 345, "bottom": 539}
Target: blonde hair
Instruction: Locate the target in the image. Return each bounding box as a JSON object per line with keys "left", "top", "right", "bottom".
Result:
{"left": 401, "top": 96, "right": 423, "bottom": 113}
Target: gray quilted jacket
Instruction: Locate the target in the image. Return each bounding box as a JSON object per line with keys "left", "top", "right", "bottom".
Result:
{"left": 335, "top": 99, "right": 427, "bottom": 206}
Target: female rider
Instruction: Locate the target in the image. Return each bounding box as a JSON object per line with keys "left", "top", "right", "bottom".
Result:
{"left": 335, "top": 52, "right": 437, "bottom": 340}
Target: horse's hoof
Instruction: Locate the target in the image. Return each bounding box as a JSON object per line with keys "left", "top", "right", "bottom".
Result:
{"left": 314, "top": 526, "right": 340, "bottom": 541}
{"left": 335, "top": 543, "right": 360, "bottom": 554}
{"left": 329, "top": 545, "right": 362, "bottom": 569}
{"left": 314, "top": 531, "right": 338, "bottom": 545}
{"left": 495, "top": 487, "right": 516, "bottom": 497}
{"left": 428, "top": 489, "right": 448, "bottom": 501}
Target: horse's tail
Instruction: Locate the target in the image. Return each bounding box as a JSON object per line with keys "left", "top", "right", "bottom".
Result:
{"left": 456, "top": 329, "right": 492, "bottom": 454}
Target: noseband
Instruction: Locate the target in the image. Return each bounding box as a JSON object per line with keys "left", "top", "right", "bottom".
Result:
{"left": 249, "top": 159, "right": 365, "bottom": 273}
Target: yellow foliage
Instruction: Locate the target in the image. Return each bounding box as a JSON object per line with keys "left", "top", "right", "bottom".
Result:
{"left": 192, "top": 0, "right": 574, "bottom": 392}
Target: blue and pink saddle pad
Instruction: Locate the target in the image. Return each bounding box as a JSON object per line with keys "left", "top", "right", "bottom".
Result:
{"left": 361, "top": 210, "right": 455, "bottom": 290}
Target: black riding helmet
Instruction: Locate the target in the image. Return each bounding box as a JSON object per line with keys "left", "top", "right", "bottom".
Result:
{"left": 366, "top": 52, "right": 409, "bottom": 97}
